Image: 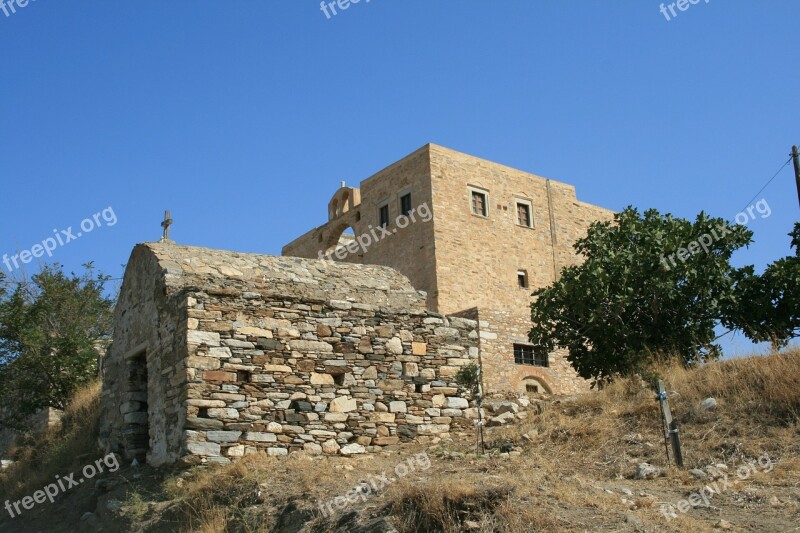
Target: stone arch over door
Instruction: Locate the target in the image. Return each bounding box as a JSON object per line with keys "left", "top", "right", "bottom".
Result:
{"left": 323, "top": 222, "right": 357, "bottom": 257}
{"left": 519, "top": 375, "right": 552, "bottom": 395}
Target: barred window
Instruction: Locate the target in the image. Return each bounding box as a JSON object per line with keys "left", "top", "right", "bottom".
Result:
{"left": 513, "top": 344, "right": 548, "bottom": 367}
{"left": 471, "top": 191, "right": 487, "bottom": 216}
{"left": 516, "top": 202, "right": 531, "bottom": 227}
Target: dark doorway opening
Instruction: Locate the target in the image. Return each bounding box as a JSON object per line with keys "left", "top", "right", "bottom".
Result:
{"left": 123, "top": 351, "right": 150, "bottom": 463}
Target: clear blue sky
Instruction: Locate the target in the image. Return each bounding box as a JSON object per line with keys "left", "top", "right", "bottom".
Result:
{"left": 1, "top": 1, "right": 798, "bottom": 355}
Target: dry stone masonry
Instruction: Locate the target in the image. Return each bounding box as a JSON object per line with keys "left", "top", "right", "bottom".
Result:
{"left": 100, "top": 243, "right": 479, "bottom": 466}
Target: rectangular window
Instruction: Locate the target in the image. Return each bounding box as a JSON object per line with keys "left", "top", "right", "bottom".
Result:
{"left": 513, "top": 344, "right": 548, "bottom": 367}
{"left": 400, "top": 193, "right": 412, "bottom": 217}
{"left": 471, "top": 190, "right": 488, "bottom": 217}
{"left": 517, "top": 270, "right": 528, "bottom": 289}
{"left": 516, "top": 201, "right": 532, "bottom": 228}
{"left": 378, "top": 204, "right": 389, "bottom": 228}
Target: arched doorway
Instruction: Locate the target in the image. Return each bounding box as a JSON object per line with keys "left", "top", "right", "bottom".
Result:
{"left": 322, "top": 223, "right": 357, "bottom": 259}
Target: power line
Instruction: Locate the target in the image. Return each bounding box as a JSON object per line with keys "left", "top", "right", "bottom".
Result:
{"left": 738, "top": 155, "right": 794, "bottom": 213}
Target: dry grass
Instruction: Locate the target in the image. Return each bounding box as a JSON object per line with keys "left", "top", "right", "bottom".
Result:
{"left": 664, "top": 349, "right": 800, "bottom": 422}
{"left": 5, "top": 351, "right": 798, "bottom": 532}
{"left": 138, "top": 351, "right": 799, "bottom": 532}
{"left": 380, "top": 350, "right": 800, "bottom": 532}
{"left": 161, "top": 454, "right": 277, "bottom": 532}
{"left": 0, "top": 379, "right": 102, "bottom": 500}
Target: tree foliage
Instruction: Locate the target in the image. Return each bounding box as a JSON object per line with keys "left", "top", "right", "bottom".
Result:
{"left": 455, "top": 363, "right": 481, "bottom": 397}
{"left": 726, "top": 223, "right": 800, "bottom": 346}
{"left": 528, "top": 207, "right": 758, "bottom": 385}
{"left": 0, "top": 264, "right": 114, "bottom": 429}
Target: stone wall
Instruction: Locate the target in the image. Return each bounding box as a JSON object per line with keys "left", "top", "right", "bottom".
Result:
{"left": 469, "top": 307, "right": 588, "bottom": 395}
{"left": 427, "top": 143, "right": 614, "bottom": 316}
{"left": 182, "top": 292, "right": 479, "bottom": 464}
{"left": 101, "top": 243, "right": 480, "bottom": 466}
{"left": 281, "top": 144, "right": 614, "bottom": 396}
{"left": 99, "top": 244, "right": 188, "bottom": 467}
{"left": 282, "top": 145, "right": 440, "bottom": 311}
{"left": 0, "top": 407, "right": 63, "bottom": 459}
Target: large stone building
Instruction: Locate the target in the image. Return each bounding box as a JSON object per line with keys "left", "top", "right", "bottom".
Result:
{"left": 100, "top": 242, "right": 480, "bottom": 466}
{"left": 283, "top": 144, "right": 614, "bottom": 395}
{"left": 100, "top": 143, "right": 613, "bottom": 466}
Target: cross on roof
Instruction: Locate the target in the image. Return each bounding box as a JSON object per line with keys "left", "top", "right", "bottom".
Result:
{"left": 160, "top": 210, "right": 173, "bottom": 242}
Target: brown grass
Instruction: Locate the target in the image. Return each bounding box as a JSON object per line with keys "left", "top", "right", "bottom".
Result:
{"left": 146, "top": 351, "right": 800, "bottom": 532}
{"left": 0, "top": 379, "right": 102, "bottom": 500}
{"left": 5, "top": 351, "right": 798, "bottom": 532}
{"left": 381, "top": 350, "right": 800, "bottom": 531}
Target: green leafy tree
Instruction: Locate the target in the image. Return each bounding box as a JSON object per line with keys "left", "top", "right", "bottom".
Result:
{"left": 529, "top": 207, "right": 754, "bottom": 385}
{"left": 726, "top": 223, "right": 800, "bottom": 346}
{"left": 456, "top": 363, "right": 485, "bottom": 453}
{"left": 0, "top": 264, "right": 114, "bottom": 429}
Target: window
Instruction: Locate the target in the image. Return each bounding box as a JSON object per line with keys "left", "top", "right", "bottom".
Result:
{"left": 470, "top": 189, "right": 488, "bottom": 217}
{"left": 514, "top": 344, "right": 548, "bottom": 367}
{"left": 400, "top": 193, "right": 412, "bottom": 216}
{"left": 516, "top": 200, "right": 533, "bottom": 228}
{"left": 378, "top": 204, "right": 389, "bottom": 227}
{"left": 517, "top": 269, "right": 528, "bottom": 289}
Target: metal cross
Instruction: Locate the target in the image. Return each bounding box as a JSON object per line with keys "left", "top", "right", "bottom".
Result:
{"left": 160, "top": 210, "right": 173, "bottom": 242}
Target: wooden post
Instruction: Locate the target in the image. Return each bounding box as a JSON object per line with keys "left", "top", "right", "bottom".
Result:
{"left": 475, "top": 392, "right": 485, "bottom": 454}
{"left": 656, "top": 380, "right": 683, "bottom": 467}
{"left": 792, "top": 146, "right": 800, "bottom": 210}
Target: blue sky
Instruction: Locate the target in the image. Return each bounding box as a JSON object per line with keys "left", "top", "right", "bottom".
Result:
{"left": 1, "top": 1, "right": 798, "bottom": 355}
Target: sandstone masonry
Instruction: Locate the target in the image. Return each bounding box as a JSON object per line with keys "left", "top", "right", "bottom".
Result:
{"left": 283, "top": 144, "right": 614, "bottom": 395}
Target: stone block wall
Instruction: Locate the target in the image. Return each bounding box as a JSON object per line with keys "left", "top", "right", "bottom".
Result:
{"left": 281, "top": 144, "right": 615, "bottom": 397}
{"left": 282, "top": 146, "right": 440, "bottom": 311}
{"left": 99, "top": 244, "right": 188, "bottom": 467}
{"left": 469, "top": 307, "right": 588, "bottom": 396}
{"left": 181, "top": 292, "right": 479, "bottom": 464}
{"left": 101, "top": 243, "right": 480, "bottom": 466}
{"left": 427, "top": 143, "right": 615, "bottom": 316}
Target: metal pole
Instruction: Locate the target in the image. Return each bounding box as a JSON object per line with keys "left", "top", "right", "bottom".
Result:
{"left": 656, "top": 379, "right": 683, "bottom": 467}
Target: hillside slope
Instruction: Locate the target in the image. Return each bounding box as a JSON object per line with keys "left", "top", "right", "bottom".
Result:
{"left": 1, "top": 351, "right": 798, "bottom": 532}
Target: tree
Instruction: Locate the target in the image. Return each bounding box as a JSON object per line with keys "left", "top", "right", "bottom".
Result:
{"left": 0, "top": 264, "right": 114, "bottom": 429}
{"left": 456, "top": 363, "right": 485, "bottom": 453}
{"left": 528, "top": 207, "right": 754, "bottom": 385}
{"left": 726, "top": 223, "right": 800, "bottom": 346}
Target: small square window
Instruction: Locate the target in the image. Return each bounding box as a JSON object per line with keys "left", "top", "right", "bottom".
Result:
{"left": 517, "top": 270, "right": 528, "bottom": 289}
{"left": 378, "top": 204, "right": 389, "bottom": 227}
{"left": 516, "top": 201, "right": 532, "bottom": 228}
{"left": 513, "top": 344, "right": 548, "bottom": 367}
{"left": 400, "top": 193, "right": 412, "bottom": 217}
{"left": 471, "top": 190, "right": 488, "bottom": 217}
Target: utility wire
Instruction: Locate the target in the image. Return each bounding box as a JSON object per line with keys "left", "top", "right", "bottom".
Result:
{"left": 738, "top": 155, "right": 793, "bottom": 214}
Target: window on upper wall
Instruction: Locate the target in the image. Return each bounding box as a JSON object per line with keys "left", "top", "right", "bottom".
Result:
{"left": 516, "top": 200, "right": 533, "bottom": 228}
{"left": 378, "top": 203, "right": 390, "bottom": 227}
{"left": 470, "top": 188, "right": 488, "bottom": 217}
{"left": 517, "top": 269, "right": 528, "bottom": 289}
{"left": 513, "top": 344, "right": 548, "bottom": 367}
{"left": 400, "top": 193, "right": 412, "bottom": 216}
